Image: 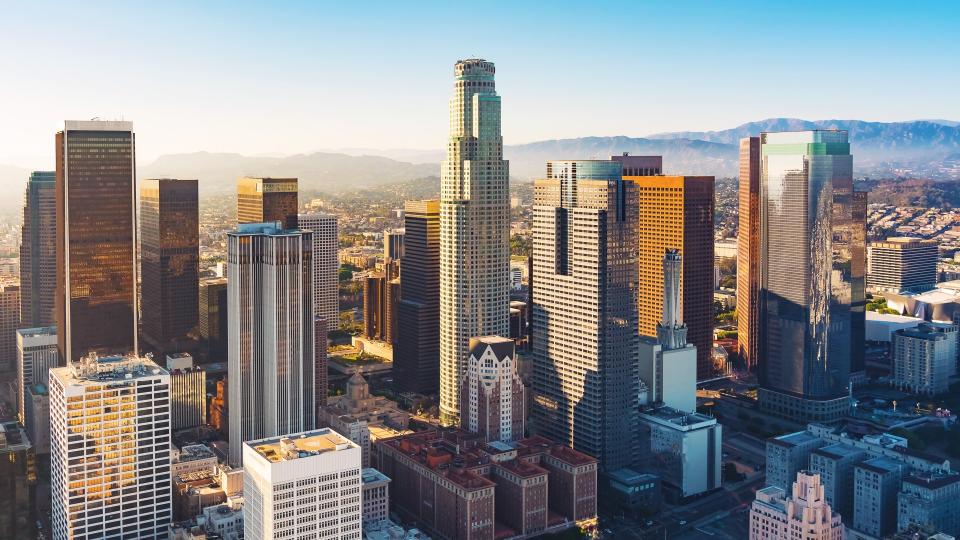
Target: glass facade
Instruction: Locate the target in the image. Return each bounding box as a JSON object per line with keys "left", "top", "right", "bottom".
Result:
{"left": 140, "top": 179, "right": 199, "bottom": 355}
{"left": 55, "top": 121, "right": 137, "bottom": 362}
{"left": 759, "top": 130, "right": 854, "bottom": 422}
{"left": 21, "top": 171, "right": 57, "bottom": 328}
{"left": 237, "top": 177, "right": 298, "bottom": 229}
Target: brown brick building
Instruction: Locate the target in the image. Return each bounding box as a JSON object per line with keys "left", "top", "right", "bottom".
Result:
{"left": 374, "top": 430, "right": 597, "bottom": 539}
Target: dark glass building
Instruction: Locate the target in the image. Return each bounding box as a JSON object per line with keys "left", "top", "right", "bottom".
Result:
{"left": 140, "top": 179, "right": 199, "bottom": 355}
{"left": 758, "top": 130, "right": 855, "bottom": 423}
{"left": 20, "top": 171, "right": 57, "bottom": 328}
{"left": 55, "top": 120, "right": 137, "bottom": 361}
{"left": 394, "top": 199, "right": 440, "bottom": 394}
{"left": 199, "top": 277, "right": 228, "bottom": 362}
{"left": 237, "top": 176, "right": 298, "bottom": 229}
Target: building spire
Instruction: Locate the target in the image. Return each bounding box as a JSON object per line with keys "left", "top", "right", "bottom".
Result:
{"left": 657, "top": 249, "right": 688, "bottom": 350}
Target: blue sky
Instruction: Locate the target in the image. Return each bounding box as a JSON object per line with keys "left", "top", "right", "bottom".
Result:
{"left": 1, "top": 1, "right": 957, "bottom": 165}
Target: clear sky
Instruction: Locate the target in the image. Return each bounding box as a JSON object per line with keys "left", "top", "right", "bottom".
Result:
{"left": 1, "top": 0, "right": 957, "bottom": 166}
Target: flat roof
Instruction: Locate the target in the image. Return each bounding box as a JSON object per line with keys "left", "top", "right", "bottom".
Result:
{"left": 247, "top": 428, "right": 355, "bottom": 463}
{"left": 51, "top": 354, "right": 166, "bottom": 384}
{"left": 362, "top": 468, "right": 391, "bottom": 485}
{"left": 813, "top": 443, "right": 864, "bottom": 460}
{"left": 858, "top": 457, "right": 904, "bottom": 475}
{"left": 769, "top": 430, "right": 821, "bottom": 448}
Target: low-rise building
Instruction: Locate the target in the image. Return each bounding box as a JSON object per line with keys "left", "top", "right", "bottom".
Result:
{"left": 362, "top": 468, "right": 390, "bottom": 526}
{"left": 899, "top": 473, "right": 960, "bottom": 537}
{"left": 171, "top": 444, "right": 219, "bottom": 478}
{"left": 766, "top": 430, "right": 827, "bottom": 492}
{"left": 637, "top": 406, "right": 721, "bottom": 500}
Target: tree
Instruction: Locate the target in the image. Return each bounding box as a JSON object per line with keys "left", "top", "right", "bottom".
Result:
{"left": 722, "top": 462, "right": 745, "bottom": 483}
{"left": 890, "top": 428, "right": 927, "bottom": 451}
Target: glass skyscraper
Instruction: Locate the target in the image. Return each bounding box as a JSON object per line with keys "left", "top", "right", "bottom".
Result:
{"left": 439, "top": 59, "right": 510, "bottom": 425}
{"left": 20, "top": 171, "right": 57, "bottom": 328}
{"left": 758, "top": 130, "right": 856, "bottom": 423}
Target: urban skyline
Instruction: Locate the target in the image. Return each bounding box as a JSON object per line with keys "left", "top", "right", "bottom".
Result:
{"left": 0, "top": 33, "right": 957, "bottom": 539}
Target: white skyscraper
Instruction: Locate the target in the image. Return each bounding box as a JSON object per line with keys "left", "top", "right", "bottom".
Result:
{"left": 439, "top": 58, "right": 511, "bottom": 425}
{"left": 16, "top": 325, "right": 58, "bottom": 423}
{"left": 228, "top": 222, "right": 316, "bottom": 466}
{"left": 49, "top": 353, "right": 172, "bottom": 539}
{"left": 298, "top": 213, "right": 339, "bottom": 324}
{"left": 243, "top": 428, "right": 362, "bottom": 539}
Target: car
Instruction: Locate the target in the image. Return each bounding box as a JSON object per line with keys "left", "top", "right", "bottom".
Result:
{"left": 645, "top": 521, "right": 654, "bottom": 527}
{"left": 679, "top": 520, "right": 688, "bottom": 526}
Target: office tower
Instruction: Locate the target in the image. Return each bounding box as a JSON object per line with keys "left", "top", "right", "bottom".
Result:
{"left": 394, "top": 199, "right": 440, "bottom": 394}
{"left": 621, "top": 172, "right": 715, "bottom": 380}
{"left": 737, "top": 137, "right": 761, "bottom": 370}
{"left": 868, "top": 237, "right": 938, "bottom": 293}
{"left": 765, "top": 431, "right": 827, "bottom": 492}
{"left": 315, "top": 317, "right": 328, "bottom": 409}
{"left": 166, "top": 353, "right": 207, "bottom": 431}
{"left": 459, "top": 336, "right": 525, "bottom": 443}
{"left": 16, "top": 326, "right": 57, "bottom": 424}
{"left": 242, "top": 428, "right": 362, "bottom": 540}
{"left": 227, "top": 222, "right": 315, "bottom": 466}
{"left": 851, "top": 190, "right": 868, "bottom": 375}
{"left": 49, "top": 354, "right": 172, "bottom": 539}
{"left": 0, "top": 422, "right": 37, "bottom": 539}
{"left": 439, "top": 59, "right": 510, "bottom": 425}
{"left": 0, "top": 284, "right": 20, "bottom": 374}
{"left": 749, "top": 471, "right": 843, "bottom": 540}
{"left": 639, "top": 251, "right": 698, "bottom": 412}
{"left": 611, "top": 153, "right": 662, "bottom": 176}
{"left": 853, "top": 458, "right": 905, "bottom": 538}
{"left": 363, "top": 272, "right": 386, "bottom": 340}
{"left": 383, "top": 228, "right": 405, "bottom": 260}
{"left": 638, "top": 406, "right": 721, "bottom": 499}
{"left": 298, "top": 213, "right": 339, "bottom": 324}
{"left": 198, "top": 277, "right": 228, "bottom": 361}
{"left": 140, "top": 179, "right": 199, "bottom": 356}
{"left": 758, "top": 130, "right": 855, "bottom": 423}
{"left": 20, "top": 171, "right": 56, "bottom": 328}
{"left": 55, "top": 120, "right": 137, "bottom": 362}
{"left": 531, "top": 160, "right": 639, "bottom": 471}
{"left": 361, "top": 468, "right": 391, "bottom": 527}
{"left": 892, "top": 322, "right": 958, "bottom": 396}
{"left": 385, "top": 265, "right": 401, "bottom": 345}
{"left": 237, "top": 176, "right": 298, "bottom": 229}
{"left": 809, "top": 443, "right": 866, "bottom": 522}
{"left": 898, "top": 472, "right": 960, "bottom": 537}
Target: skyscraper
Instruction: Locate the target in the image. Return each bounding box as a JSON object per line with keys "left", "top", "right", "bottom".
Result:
{"left": 0, "top": 284, "right": 20, "bottom": 374}
{"left": 459, "top": 336, "right": 525, "bottom": 443}
{"left": 55, "top": 120, "right": 137, "bottom": 362}
{"left": 439, "top": 59, "right": 510, "bottom": 425}
{"left": 851, "top": 190, "right": 868, "bottom": 375}
{"left": 394, "top": 199, "right": 440, "bottom": 394}
{"left": 16, "top": 326, "right": 57, "bottom": 424}
{"left": 758, "top": 130, "right": 854, "bottom": 423}
{"left": 227, "top": 221, "right": 316, "bottom": 465}
{"left": 298, "top": 213, "right": 339, "bottom": 325}
{"left": 531, "top": 160, "right": 639, "bottom": 471}
{"left": 140, "top": 178, "right": 199, "bottom": 356}
{"left": 166, "top": 353, "right": 207, "bottom": 431}
{"left": 737, "top": 137, "right": 761, "bottom": 371}
{"left": 198, "top": 277, "right": 228, "bottom": 361}
{"left": 237, "top": 176, "right": 298, "bottom": 229}
{"left": 622, "top": 173, "right": 715, "bottom": 381}
{"left": 49, "top": 354, "right": 172, "bottom": 539}
{"left": 20, "top": 171, "right": 56, "bottom": 328}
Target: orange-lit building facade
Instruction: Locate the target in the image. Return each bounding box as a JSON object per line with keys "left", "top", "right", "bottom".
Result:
{"left": 236, "top": 176, "right": 298, "bottom": 229}
{"left": 624, "top": 175, "right": 715, "bottom": 380}
{"left": 737, "top": 137, "right": 761, "bottom": 371}
{"left": 55, "top": 120, "right": 138, "bottom": 362}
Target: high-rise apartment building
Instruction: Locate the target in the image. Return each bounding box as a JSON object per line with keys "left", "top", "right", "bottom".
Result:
{"left": 166, "top": 353, "right": 207, "bottom": 431}
{"left": 892, "top": 322, "right": 958, "bottom": 396}
{"left": 758, "top": 130, "right": 856, "bottom": 423}
{"left": 0, "top": 283, "right": 20, "bottom": 374}
{"left": 237, "top": 176, "right": 298, "bottom": 229}
{"left": 198, "top": 277, "right": 228, "bottom": 361}
{"left": 459, "top": 336, "right": 525, "bottom": 443}
{"left": 439, "top": 59, "right": 510, "bottom": 425}
{"left": 49, "top": 354, "right": 172, "bottom": 539}
{"left": 638, "top": 250, "right": 697, "bottom": 413}
{"left": 394, "top": 199, "right": 440, "bottom": 394}
{"left": 227, "top": 222, "right": 316, "bottom": 465}
{"left": 749, "top": 471, "right": 843, "bottom": 540}
{"left": 531, "top": 160, "right": 639, "bottom": 471}
{"left": 298, "top": 213, "right": 339, "bottom": 324}
{"left": 622, "top": 172, "right": 715, "bottom": 380}
{"left": 20, "top": 171, "right": 57, "bottom": 328}
{"left": 737, "top": 137, "right": 761, "bottom": 371}
{"left": 55, "top": 120, "right": 137, "bottom": 362}
{"left": 140, "top": 178, "right": 199, "bottom": 356}
{"left": 242, "top": 428, "right": 362, "bottom": 540}
{"left": 868, "top": 237, "right": 938, "bottom": 294}
{"left": 16, "top": 326, "right": 57, "bottom": 425}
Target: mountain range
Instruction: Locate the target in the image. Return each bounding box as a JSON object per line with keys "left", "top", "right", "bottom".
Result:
{"left": 2, "top": 118, "right": 959, "bottom": 214}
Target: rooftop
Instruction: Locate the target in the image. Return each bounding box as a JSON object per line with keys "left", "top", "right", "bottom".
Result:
{"left": 858, "top": 457, "right": 904, "bottom": 475}
{"left": 231, "top": 221, "right": 306, "bottom": 237}
{"left": 895, "top": 322, "right": 957, "bottom": 341}
{"left": 52, "top": 353, "right": 166, "bottom": 384}
{"left": 638, "top": 405, "right": 717, "bottom": 429}
{"left": 769, "top": 430, "right": 822, "bottom": 448}
{"left": 902, "top": 472, "right": 960, "bottom": 489}
{"left": 495, "top": 457, "right": 548, "bottom": 479}
{"left": 175, "top": 444, "right": 217, "bottom": 463}
{"left": 608, "top": 468, "right": 660, "bottom": 485}
{"left": 813, "top": 443, "right": 865, "bottom": 460}
{"left": 16, "top": 326, "right": 56, "bottom": 338}
{"left": 247, "top": 428, "right": 356, "bottom": 463}
{"left": 362, "top": 468, "right": 391, "bottom": 485}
